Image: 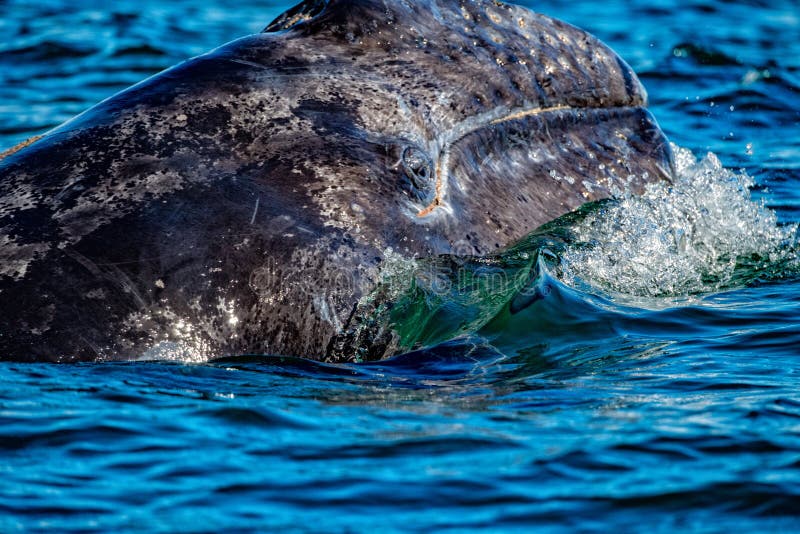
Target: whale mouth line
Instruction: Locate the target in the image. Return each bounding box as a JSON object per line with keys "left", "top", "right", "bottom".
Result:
{"left": 487, "top": 104, "right": 575, "bottom": 126}
{"left": 416, "top": 103, "right": 638, "bottom": 218}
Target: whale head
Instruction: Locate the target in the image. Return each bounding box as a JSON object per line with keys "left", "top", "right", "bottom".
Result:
{"left": 0, "top": 0, "right": 672, "bottom": 362}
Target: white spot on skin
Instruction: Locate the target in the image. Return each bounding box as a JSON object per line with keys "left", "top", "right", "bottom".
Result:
{"left": 314, "top": 295, "right": 338, "bottom": 329}
{"left": 486, "top": 10, "right": 502, "bottom": 24}
{"left": 0, "top": 234, "right": 49, "bottom": 281}
{"left": 86, "top": 288, "right": 106, "bottom": 299}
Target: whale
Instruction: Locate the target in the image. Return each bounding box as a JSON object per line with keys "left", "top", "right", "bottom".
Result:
{"left": 0, "top": 0, "right": 673, "bottom": 362}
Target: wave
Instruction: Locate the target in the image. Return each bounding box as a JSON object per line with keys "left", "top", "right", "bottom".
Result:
{"left": 557, "top": 144, "right": 798, "bottom": 298}
{"left": 362, "top": 144, "right": 800, "bottom": 363}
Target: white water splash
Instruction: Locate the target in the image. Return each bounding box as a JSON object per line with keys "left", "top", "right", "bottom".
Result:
{"left": 558, "top": 144, "right": 798, "bottom": 297}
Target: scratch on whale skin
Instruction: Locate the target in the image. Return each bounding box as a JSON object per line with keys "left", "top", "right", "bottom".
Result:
{"left": 0, "top": 135, "right": 44, "bottom": 161}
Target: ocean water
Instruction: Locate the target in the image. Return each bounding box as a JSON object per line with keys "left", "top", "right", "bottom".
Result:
{"left": 2, "top": 0, "right": 800, "bottom": 531}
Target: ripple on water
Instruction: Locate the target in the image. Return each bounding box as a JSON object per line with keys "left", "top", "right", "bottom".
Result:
{"left": 2, "top": 0, "right": 800, "bottom": 531}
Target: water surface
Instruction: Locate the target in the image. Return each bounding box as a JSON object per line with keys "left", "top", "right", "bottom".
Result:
{"left": 1, "top": 0, "right": 800, "bottom": 531}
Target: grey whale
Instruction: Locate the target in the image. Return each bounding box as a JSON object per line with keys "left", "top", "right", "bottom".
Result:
{"left": 0, "top": 0, "right": 672, "bottom": 362}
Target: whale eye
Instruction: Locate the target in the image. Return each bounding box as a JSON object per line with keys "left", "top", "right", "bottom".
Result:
{"left": 401, "top": 146, "right": 434, "bottom": 200}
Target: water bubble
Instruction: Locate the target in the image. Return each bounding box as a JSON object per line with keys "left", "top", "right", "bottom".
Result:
{"left": 557, "top": 144, "right": 798, "bottom": 298}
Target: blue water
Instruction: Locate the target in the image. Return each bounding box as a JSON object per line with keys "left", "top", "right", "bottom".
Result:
{"left": 2, "top": 0, "right": 800, "bottom": 531}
